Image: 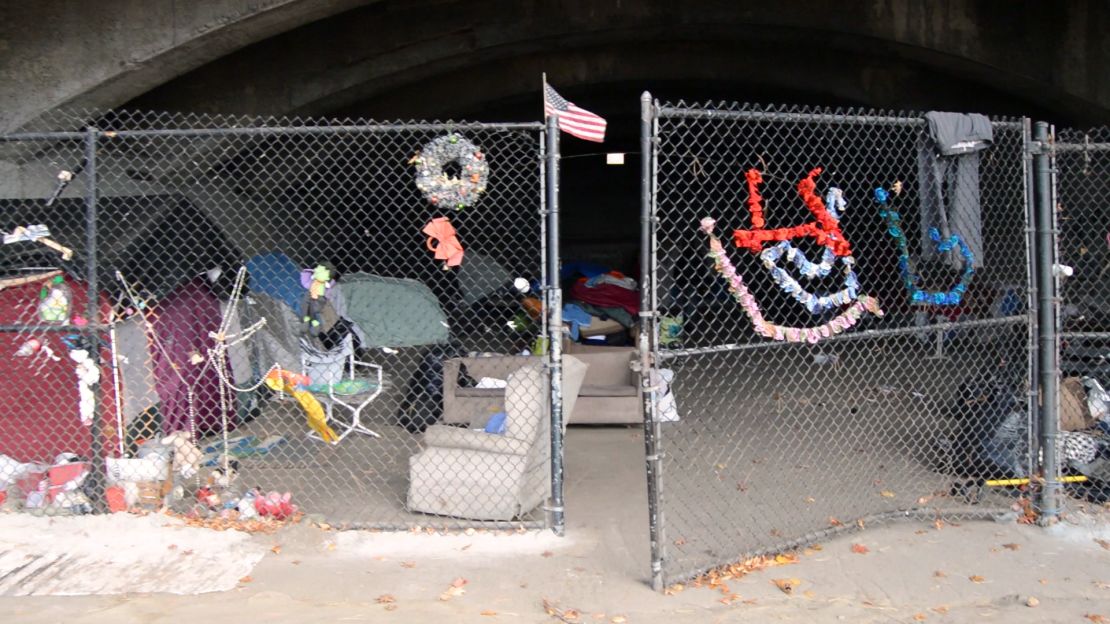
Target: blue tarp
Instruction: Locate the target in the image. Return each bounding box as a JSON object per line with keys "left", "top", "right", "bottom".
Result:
{"left": 246, "top": 252, "right": 303, "bottom": 312}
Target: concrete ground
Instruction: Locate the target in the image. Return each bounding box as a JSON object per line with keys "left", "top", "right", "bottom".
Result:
{"left": 2, "top": 428, "right": 1109, "bottom": 623}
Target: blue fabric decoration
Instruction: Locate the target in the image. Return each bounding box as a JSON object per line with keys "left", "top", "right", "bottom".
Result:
{"left": 759, "top": 240, "right": 860, "bottom": 315}
{"left": 484, "top": 411, "right": 507, "bottom": 435}
{"left": 875, "top": 187, "right": 975, "bottom": 306}
{"left": 824, "top": 187, "right": 846, "bottom": 221}
{"left": 246, "top": 252, "right": 305, "bottom": 312}
{"left": 760, "top": 241, "right": 838, "bottom": 279}
{"left": 562, "top": 303, "right": 593, "bottom": 341}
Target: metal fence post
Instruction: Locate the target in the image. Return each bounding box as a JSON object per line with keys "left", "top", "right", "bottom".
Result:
{"left": 639, "top": 91, "right": 665, "bottom": 591}
{"left": 1033, "top": 121, "right": 1060, "bottom": 521}
{"left": 84, "top": 126, "right": 105, "bottom": 508}
{"left": 545, "top": 113, "right": 566, "bottom": 536}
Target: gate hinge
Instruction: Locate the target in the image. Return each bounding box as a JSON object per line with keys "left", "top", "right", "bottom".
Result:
{"left": 1026, "top": 140, "right": 1051, "bottom": 156}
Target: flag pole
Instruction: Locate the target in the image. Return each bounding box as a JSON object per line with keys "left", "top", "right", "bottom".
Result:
{"left": 543, "top": 71, "right": 566, "bottom": 536}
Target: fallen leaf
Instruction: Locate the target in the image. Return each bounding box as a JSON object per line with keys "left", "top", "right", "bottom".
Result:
{"left": 664, "top": 583, "right": 685, "bottom": 595}
{"left": 401, "top": 561, "right": 416, "bottom": 568}
{"left": 934, "top": 570, "right": 947, "bottom": 578}
{"left": 880, "top": 490, "right": 896, "bottom": 498}
{"left": 239, "top": 575, "right": 252, "bottom": 584}
{"left": 1096, "top": 539, "right": 1110, "bottom": 551}
{"left": 774, "top": 553, "right": 797, "bottom": 564}
{"left": 542, "top": 551, "right": 554, "bottom": 558}
{"left": 810, "top": 544, "right": 823, "bottom": 551}
{"left": 1095, "top": 581, "right": 1110, "bottom": 590}
{"left": 1085, "top": 615, "right": 1108, "bottom": 623}
{"left": 915, "top": 529, "right": 929, "bottom": 535}
{"left": 182, "top": 549, "right": 194, "bottom": 556}
{"left": 168, "top": 544, "right": 178, "bottom": 550}
{"left": 772, "top": 578, "right": 801, "bottom": 594}
{"left": 461, "top": 544, "right": 472, "bottom": 551}
{"left": 451, "top": 577, "right": 469, "bottom": 588}
{"left": 291, "top": 560, "right": 300, "bottom": 565}
{"left": 931, "top": 606, "right": 949, "bottom": 614}
{"left": 933, "top": 519, "right": 945, "bottom": 530}
{"left": 803, "top": 590, "right": 816, "bottom": 599}
{"left": 969, "top": 575, "right": 986, "bottom": 584}
{"left": 271, "top": 545, "right": 282, "bottom": 555}
{"left": 674, "top": 537, "right": 687, "bottom": 546}
{"left": 851, "top": 543, "right": 870, "bottom": 554}
{"left": 804, "top": 497, "right": 815, "bottom": 504}
{"left": 856, "top": 519, "right": 866, "bottom": 529}
{"left": 913, "top": 614, "right": 927, "bottom": 621}
{"left": 1002, "top": 543, "right": 1021, "bottom": 551}
{"left": 828, "top": 517, "right": 843, "bottom": 527}
{"left": 611, "top": 617, "right": 627, "bottom": 624}
{"left": 1026, "top": 596, "right": 1039, "bottom": 607}
{"left": 376, "top": 594, "right": 396, "bottom": 604}
{"left": 440, "top": 586, "right": 466, "bottom": 601}
{"left": 480, "top": 610, "right": 498, "bottom": 616}
{"left": 1040, "top": 578, "right": 1049, "bottom": 584}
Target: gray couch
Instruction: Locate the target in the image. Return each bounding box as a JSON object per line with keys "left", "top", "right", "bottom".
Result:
{"left": 441, "top": 346, "right": 641, "bottom": 425}
{"left": 406, "top": 355, "right": 588, "bottom": 520}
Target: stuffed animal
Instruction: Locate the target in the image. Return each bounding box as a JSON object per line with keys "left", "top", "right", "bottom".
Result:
{"left": 302, "top": 264, "right": 334, "bottom": 335}
{"left": 69, "top": 349, "right": 100, "bottom": 426}
{"left": 208, "top": 459, "right": 239, "bottom": 490}
{"left": 254, "top": 490, "right": 297, "bottom": 520}
{"left": 161, "top": 431, "right": 203, "bottom": 479}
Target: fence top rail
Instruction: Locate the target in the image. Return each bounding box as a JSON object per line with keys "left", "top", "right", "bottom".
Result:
{"left": 0, "top": 121, "right": 544, "bottom": 142}
{"left": 1053, "top": 141, "right": 1110, "bottom": 153}
{"left": 655, "top": 104, "right": 1025, "bottom": 130}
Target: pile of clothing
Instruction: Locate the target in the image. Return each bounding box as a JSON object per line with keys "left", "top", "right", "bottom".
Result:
{"left": 561, "top": 261, "right": 639, "bottom": 345}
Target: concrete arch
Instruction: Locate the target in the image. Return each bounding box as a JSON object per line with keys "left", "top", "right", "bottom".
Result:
{"left": 0, "top": 0, "right": 368, "bottom": 133}
{"left": 2, "top": 1, "right": 1109, "bottom": 133}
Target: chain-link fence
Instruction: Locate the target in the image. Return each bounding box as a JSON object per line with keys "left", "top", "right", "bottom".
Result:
{"left": 0, "top": 110, "right": 568, "bottom": 531}
{"left": 640, "top": 99, "right": 1038, "bottom": 588}
{"left": 1052, "top": 128, "right": 1110, "bottom": 510}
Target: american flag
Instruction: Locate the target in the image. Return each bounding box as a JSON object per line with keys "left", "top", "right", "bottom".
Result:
{"left": 544, "top": 83, "right": 606, "bottom": 143}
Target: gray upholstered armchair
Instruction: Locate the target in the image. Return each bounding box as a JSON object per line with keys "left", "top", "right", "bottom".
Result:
{"left": 406, "top": 355, "right": 588, "bottom": 521}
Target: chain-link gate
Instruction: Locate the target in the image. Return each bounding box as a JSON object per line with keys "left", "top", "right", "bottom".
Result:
{"left": 639, "top": 97, "right": 1039, "bottom": 588}
{"left": 0, "top": 109, "right": 571, "bottom": 532}
{"left": 1051, "top": 127, "right": 1110, "bottom": 509}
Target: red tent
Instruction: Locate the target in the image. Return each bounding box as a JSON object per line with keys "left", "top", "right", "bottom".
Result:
{"left": 0, "top": 272, "right": 119, "bottom": 463}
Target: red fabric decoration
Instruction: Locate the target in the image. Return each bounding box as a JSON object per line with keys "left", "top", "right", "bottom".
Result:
{"left": 745, "top": 168, "right": 765, "bottom": 229}
{"left": 732, "top": 167, "right": 852, "bottom": 257}
{"left": 423, "top": 217, "right": 465, "bottom": 268}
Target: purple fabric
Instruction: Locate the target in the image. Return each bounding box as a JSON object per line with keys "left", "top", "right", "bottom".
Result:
{"left": 152, "top": 278, "right": 237, "bottom": 435}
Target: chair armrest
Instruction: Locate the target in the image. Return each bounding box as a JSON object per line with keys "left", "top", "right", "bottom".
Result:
{"left": 442, "top": 358, "right": 463, "bottom": 416}
{"left": 458, "top": 355, "right": 541, "bottom": 380}
{"left": 423, "top": 424, "right": 530, "bottom": 456}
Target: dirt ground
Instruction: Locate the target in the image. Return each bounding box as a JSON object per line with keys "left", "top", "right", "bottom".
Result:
{"left": 1, "top": 511, "right": 1108, "bottom": 623}
{"left": 1, "top": 428, "right": 1108, "bottom": 623}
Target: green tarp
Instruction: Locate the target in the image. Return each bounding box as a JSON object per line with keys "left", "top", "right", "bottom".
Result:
{"left": 338, "top": 272, "right": 448, "bottom": 348}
